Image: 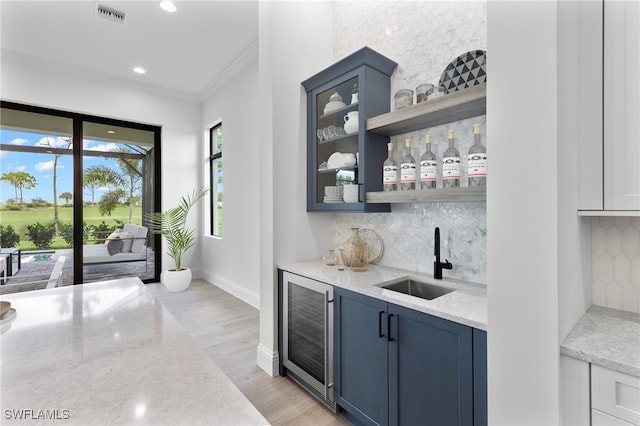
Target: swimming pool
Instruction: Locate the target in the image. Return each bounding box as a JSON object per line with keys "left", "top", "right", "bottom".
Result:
{"left": 21, "top": 251, "right": 54, "bottom": 263}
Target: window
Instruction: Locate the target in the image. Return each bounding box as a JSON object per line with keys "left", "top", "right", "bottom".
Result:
{"left": 209, "top": 123, "right": 223, "bottom": 236}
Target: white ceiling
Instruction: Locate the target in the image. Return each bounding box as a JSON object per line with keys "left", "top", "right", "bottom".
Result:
{"left": 0, "top": 0, "right": 258, "bottom": 97}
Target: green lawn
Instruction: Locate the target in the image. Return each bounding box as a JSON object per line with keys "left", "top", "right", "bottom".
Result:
{"left": 0, "top": 205, "right": 141, "bottom": 250}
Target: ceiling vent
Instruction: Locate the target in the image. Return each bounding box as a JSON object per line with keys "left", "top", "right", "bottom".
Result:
{"left": 95, "top": 3, "right": 126, "bottom": 24}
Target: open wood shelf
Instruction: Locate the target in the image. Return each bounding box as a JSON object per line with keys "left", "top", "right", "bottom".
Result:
{"left": 366, "top": 186, "right": 486, "bottom": 203}
{"left": 366, "top": 83, "right": 486, "bottom": 136}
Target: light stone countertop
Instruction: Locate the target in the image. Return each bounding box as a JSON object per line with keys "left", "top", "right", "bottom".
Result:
{"left": 0, "top": 277, "right": 269, "bottom": 426}
{"left": 278, "top": 259, "right": 487, "bottom": 330}
{"left": 561, "top": 305, "right": 640, "bottom": 377}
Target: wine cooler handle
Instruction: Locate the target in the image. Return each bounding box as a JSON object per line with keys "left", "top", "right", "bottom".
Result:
{"left": 387, "top": 314, "right": 395, "bottom": 342}
{"left": 378, "top": 311, "right": 386, "bottom": 338}
{"left": 325, "top": 291, "right": 331, "bottom": 394}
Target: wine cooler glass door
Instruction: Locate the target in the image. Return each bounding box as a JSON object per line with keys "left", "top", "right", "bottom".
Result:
{"left": 282, "top": 272, "right": 335, "bottom": 409}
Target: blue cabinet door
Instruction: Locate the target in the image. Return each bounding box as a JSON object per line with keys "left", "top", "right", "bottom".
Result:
{"left": 388, "top": 303, "right": 473, "bottom": 426}
{"left": 335, "top": 288, "right": 389, "bottom": 426}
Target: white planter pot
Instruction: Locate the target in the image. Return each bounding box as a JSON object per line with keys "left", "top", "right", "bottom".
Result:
{"left": 162, "top": 268, "right": 192, "bottom": 292}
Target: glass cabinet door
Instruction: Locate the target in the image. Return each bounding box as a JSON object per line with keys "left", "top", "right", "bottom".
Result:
{"left": 314, "top": 76, "right": 360, "bottom": 206}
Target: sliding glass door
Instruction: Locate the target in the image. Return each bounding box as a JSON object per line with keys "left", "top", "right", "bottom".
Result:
{"left": 81, "top": 121, "right": 157, "bottom": 283}
{"left": 0, "top": 102, "right": 160, "bottom": 292}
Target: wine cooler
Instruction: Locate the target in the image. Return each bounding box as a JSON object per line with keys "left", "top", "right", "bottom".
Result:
{"left": 281, "top": 271, "right": 335, "bottom": 411}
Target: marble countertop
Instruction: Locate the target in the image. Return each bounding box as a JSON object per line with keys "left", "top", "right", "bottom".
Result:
{"left": 0, "top": 278, "right": 269, "bottom": 425}
{"left": 278, "top": 259, "right": 487, "bottom": 330}
{"left": 561, "top": 305, "right": 640, "bottom": 377}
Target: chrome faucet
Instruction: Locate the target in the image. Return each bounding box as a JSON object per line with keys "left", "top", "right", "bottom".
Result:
{"left": 434, "top": 227, "right": 453, "bottom": 280}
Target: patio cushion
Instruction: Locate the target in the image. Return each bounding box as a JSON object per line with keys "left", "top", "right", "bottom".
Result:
{"left": 107, "top": 239, "right": 123, "bottom": 256}
{"left": 123, "top": 223, "right": 148, "bottom": 254}
{"left": 118, "top": 231, "right": 134, "bottom": 252}
{"left": 104, "top": 229, "right": 123, "bottom": 245}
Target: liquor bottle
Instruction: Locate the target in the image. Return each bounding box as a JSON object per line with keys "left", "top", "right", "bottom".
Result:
{"left": 420, "top": 134, "right": 437, "bottom": 189}
{"left": 442, "top": 129, "right": 461, "bottom": 188}
{"left": 383, "top": 142, "right": 398, "bottom": 191}
{"left": 467, "top": 123, "right": 487, "bottom": 186}
{"left": 400, "top": 138, "right": 416, "bottom": 190}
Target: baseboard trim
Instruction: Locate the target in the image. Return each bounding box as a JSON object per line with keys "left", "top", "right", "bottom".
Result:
{"left": 197, "top": 270, "right": 260, "bottom": 309}
{"left": 257, "top": 343, "right": 279, "bottom": 377}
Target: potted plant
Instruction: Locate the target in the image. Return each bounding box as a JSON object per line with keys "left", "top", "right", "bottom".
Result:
{"left": 146, "top": 187, "right": 208, "bottom": 292}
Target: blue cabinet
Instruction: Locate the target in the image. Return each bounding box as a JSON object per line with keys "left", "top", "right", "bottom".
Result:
{"left": 334, "top": 287, "right": 389, "bottom": 425}
{"left": 335, "top": 287, "right": 486, "bottom": 426}
{"left": 301, "top": 47, "right": 397, "bottom": 212}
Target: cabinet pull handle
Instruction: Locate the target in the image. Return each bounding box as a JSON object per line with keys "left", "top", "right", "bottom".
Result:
{"left": 378, "top": 311, "right": 385, "bottom": 338}
{"left": 387, "top": 314, "right": 395, "bottom": 342}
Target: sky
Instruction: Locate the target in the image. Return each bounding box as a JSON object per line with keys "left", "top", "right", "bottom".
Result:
{"left": 0, "top": 129, "right": 124, "bottom": 204}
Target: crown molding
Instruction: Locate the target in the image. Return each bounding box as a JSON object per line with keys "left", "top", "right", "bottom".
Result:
{"left": 199, "top": 38, "right": 258, "bottom": 101}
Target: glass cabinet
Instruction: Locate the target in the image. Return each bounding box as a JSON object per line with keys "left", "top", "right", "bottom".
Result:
{"left": 302, "top": 47, "right": 397, "bottom": 212}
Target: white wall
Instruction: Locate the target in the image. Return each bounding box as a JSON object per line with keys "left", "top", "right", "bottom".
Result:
{"left": 0, "top": 51, "right": 202, "bottom": 273}
{"left": 487, "top": 2, "right": 561, "bottom": 424}
{"left": 257, "top": 1, "right": 334, "bottom": 375}
{"left": 200, "top": 50, "right": 261, "bottom": 307}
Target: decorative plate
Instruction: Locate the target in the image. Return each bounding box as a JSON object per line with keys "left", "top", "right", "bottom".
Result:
{"left": 324, "top": 101, "right": 346, "bottom": 115}
{"left": 358, "top": 228, "right": 384, "bottom": 264}
{"left": 439, "top": 50, "right": 486, "bottom": 93}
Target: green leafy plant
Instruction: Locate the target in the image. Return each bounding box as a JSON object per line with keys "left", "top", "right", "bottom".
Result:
{"left": 60, "top": 222, "right": 91, "bottom": 245}
{"left": 145, "top": 187, "right": 208, "bottom": 271}
{"left": 0, "top": 224, "right": 20, "bottom": 247}
{"left": 25, "top": 221, "right": 56, "bottom": 249}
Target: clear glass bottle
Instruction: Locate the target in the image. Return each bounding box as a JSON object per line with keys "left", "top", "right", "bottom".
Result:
{"left": 467, "top": 123, "right": 487, "bottom": 187}
{"left": 323, "top": 249, "right": 337, "bottom": 266}
{"left": 420, "top": 134, "right": 437, "bottom": 189}
{"left": 347, "top": 229, "right": 369, "bottom": 272}
{"left": 442, "top": 129, "right": 461, "bottom": 188}
{"left": 383, "top": 142, "right": 398, "bottom": 191}
{"left": 400, "top": 138, "right": 416, "bottom": 190}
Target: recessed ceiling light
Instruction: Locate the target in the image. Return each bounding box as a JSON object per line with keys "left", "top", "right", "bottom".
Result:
{"left": 160, "top": 1, "right": 176, "bottom": 13}
{"left": 107, "top": 130, "right": 115, "bottom": 134}
{"left": 133, "top": 67, "right": 146, "bottom": 74}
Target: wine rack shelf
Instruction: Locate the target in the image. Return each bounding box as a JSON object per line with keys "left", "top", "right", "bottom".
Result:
{"left": 366, "top": 83, "right": 486, "bottom": 136}
{"left": 366, "top": 186, "right": 486, "bottom": 203}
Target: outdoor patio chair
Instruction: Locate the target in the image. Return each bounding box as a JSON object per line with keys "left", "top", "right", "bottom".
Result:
{"left": 4, "top": 255, "right": 66, "bottom": 290}
{"left": 46, "top": 256, "right": 66, "bottom": 289}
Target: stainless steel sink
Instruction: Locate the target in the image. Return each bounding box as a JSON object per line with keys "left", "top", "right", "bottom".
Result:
{"left": 380, "top": 278, "right": 454, "bottom": 300}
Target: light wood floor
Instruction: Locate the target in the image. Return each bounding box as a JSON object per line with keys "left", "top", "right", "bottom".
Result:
{"left": 146, "top": 279, "right": 352, "bottom": 426}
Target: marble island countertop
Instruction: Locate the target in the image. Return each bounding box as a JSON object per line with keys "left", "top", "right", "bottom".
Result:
{"left": 0, "top": 278, "right": 269, "bottom": 426}
{"left": 278, "top": 259, "right": 487, "bottom": 330}
{"left": 561, "top": 305, "right": 640, "bottom": 377}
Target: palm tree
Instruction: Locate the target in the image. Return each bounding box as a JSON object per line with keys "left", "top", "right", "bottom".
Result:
{"left": 36, "top": 136, "right": 72, "bottom": 234}
{"left": 59, "top": 192, "right": 73, "bottom": 204}
{"left": 0, "top": 171, "right": 37, "bottom": 203}
{"left": 83, "top": 165, "right": 122, "bottom": 204}
{"left": 116, "top": 149, "right": 142, "bottom": 223}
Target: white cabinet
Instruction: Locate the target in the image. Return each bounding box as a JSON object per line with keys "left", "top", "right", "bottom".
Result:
{"left": 579, "top": 0, "right": 640, "bottom": 214}
{"left": 591, "top": 365, "right": 640, "bottom": 426}
{"left": 561, "top": 356, "right": 640, "bottom": 426}
{"left": 593, "top": 410, "right": 636, "bottom": 426}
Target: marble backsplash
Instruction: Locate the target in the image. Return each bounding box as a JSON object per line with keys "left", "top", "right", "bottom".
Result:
{"left": 332, "top": 0, "right": 488, "bottom": 284}
{"left": 592, "top": 217, "right": 640, "bottom": 313}
{"left": 333, "top": 201, "right": 487, "bottom": 284}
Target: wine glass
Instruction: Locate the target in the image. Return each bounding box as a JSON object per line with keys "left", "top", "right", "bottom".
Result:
{"left": 328, "top": 125, "right": 337, "bottom": 140}
{"left": 317, "top": 128, "right": 324, "bottom": 142}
